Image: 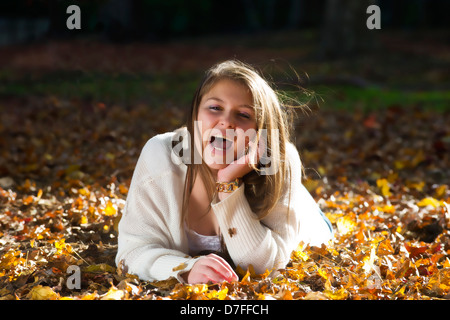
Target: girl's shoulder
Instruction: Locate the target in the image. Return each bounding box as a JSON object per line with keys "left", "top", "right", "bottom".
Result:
{"left": 285, "top": 141, "right": 301, "bottom": 167}
{"left": 142, "top": 130, "right": 176, "bottom": 155}
{"left": 136, "top": 129, "right": 186, "bottom": 180}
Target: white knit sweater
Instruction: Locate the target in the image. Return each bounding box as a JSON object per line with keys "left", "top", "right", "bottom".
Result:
{"left": 115, "top": 130, "right": 333, "bottom": 282}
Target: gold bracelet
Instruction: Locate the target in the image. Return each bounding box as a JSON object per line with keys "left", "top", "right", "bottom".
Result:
{"left": 216, "top": 178, "right": 242, "bottom": 193}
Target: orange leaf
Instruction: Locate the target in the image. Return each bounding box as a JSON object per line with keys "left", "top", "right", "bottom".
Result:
{"left": 23, "top": 195, "right": 34, "bottom": 205}
{"left": 377, "top": 239, "right": 395, "bottom": 256}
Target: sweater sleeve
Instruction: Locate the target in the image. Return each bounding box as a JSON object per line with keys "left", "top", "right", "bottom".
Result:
{"left": 115, "top": 134, "right": 200, "bottom": 282}
{"left": 211, "top": 143, "right": 333, "bottom": 274}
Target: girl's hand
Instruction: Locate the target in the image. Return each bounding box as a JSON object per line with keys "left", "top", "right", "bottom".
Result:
{"left": 182, "top": 254, "right": 239, "bottom": 284}
{"left": 217, "top": 136, "right": 264, "bottom": 183}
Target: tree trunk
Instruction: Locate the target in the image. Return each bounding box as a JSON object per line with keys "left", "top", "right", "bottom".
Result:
{"left": 319, "top": 0, "right": 379, "bottom": 59}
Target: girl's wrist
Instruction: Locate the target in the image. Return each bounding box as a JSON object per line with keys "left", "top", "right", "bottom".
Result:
{"left": 216, "top": 178, "right": 242, "bottom": 201}
{"left": 216, "top": 178, "right": 242, "bottom": 193}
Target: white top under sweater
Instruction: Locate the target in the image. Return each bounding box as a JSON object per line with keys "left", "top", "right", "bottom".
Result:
{"left": 115, "top": 129, "right": 333, "bottom": 282}
{"left": 185, "top": 224, "right": 222, "bottom": 256}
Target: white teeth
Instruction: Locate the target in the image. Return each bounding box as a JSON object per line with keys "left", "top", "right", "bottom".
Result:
{"left": 210, "top": 135, "right": 232, "bottom": 151}
{"left": 211, "top": 135, "right": 231, "bottom": 142}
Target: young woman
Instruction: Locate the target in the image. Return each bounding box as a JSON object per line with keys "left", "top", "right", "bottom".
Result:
{"left": 115, "top": 60, "right": 332, "bottom": 284}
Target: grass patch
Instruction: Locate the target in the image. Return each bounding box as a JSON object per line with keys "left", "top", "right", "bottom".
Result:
{"left": 0, "top": 70, "right": 200, "bottom": 107}
{"left": 313, "top": 85, "right": 450, "bottom": 111}
{"left": 0, "top": 70, "right": 447, "bottom": 112}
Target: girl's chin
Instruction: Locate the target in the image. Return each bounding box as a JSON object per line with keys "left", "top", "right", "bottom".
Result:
{"left": 205, "top": 161, "right": 229, "bottom": 172}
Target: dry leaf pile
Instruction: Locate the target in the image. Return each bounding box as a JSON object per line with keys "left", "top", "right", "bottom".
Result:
{"left": 0, "top": 97, "right": 449, "bottom": 300}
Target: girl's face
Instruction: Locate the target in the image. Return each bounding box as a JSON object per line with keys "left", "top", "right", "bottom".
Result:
{"left": 196, "top": 79, "right": 257, "bottom": 172}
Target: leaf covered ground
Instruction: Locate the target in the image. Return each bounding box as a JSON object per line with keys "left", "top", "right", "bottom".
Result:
{"left": 0, "top": 31, "right": 449, "bottom": 300}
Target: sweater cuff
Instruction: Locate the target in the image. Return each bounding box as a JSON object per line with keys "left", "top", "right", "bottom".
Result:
{"left": 150, "top": 254, "right": 201, "bottom": 284}
{"left": 172, "top": 256, "right": 202, "bottom": 284}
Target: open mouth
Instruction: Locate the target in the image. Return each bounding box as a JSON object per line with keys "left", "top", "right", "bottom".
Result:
{"left": 209, "top": 135, "right": 233, "bottom": 151}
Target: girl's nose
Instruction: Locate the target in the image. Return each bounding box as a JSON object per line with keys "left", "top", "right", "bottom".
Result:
{"left": 219, "top": 113, "right": 235, "bottom": 129}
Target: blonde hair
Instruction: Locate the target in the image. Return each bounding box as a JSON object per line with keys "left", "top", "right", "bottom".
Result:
{"left": 181, "top": 60, "right": 296, "bottom": 224}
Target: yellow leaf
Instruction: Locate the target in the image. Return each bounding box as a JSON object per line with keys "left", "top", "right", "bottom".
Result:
{"left": 376, "top": 205, "right": 396, "bottom": 214}
{"left": 216, "top": 287, "right": 228, "bottom": 300}
{"left": 80, "top": 215, "right": 88, "bottom": 224}
{"left": 376, "top": 178, "right": 392, "bottom": 197}
{"left": 394, "top": 285, "right": 406, "bottom": 298}
{"left": 417, "top": 197, "right": 443, "bottom": 208}
{"left": 85, "top": 263, "right": 116, "bottom": 273}
{"left": 206, "top": 287, "right": 228, "bottom": 300}
{"left": 101, "top": 286, "right": 125, "bottom": 300}
{"left": 54, "top": 238, "right": 72, "bottom": 255}
{"left": 78, "top": 187, "right": 89, "bottom": 196}
{"left": 324, "top": 287, "right": 348, "bottom": 300}
{"left": 325, "top": 212, "right": 343, "bottom": 224}
{"left": 81, "top": 292, "right": 99, "bottom": 300}
{"left": 435, "top": 185, "right": 447, "bottom": 198}
{"left": 318, "top": 268, "right": 328, "bottom": 280}
{"left": 292, "top": 244, "right": 309, "bottom": 262}
{"left": 394, "top": 160, "right": 407, "bottom": 170}
{"left": 187, "top": 284, "right": 208, "bottom": 295}
{"left": 28, "top": 285, "right": 59, "bottom": 300}
{"left": 336, "top": 215, "right": 356, "bottom": 235}
{"left": 407, "top": 181, "right": 425, "bottom": 192}
{"left": 104, "top": 201, "right": 117, "bottom": 216}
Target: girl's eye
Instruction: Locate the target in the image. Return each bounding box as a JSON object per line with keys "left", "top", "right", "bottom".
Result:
{"left": 239, "top": 112, "right": 251, "bottom": 119}
{"left": 209, "top": 105, "right": 221, "bottom": 111}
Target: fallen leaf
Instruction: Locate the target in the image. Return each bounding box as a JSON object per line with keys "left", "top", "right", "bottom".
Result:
{"left": 27, "top": 285, "right": 59, "bottom": 300}
{"left": 100, "top": 286, "right": 125, "bottom": 300}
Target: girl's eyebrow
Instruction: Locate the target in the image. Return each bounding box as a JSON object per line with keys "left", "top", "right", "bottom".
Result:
{"left": 205, "top": 97, "right": 254, "bottom": 110}
{"left": 204, "top": 97, "right": 223, "bottom": 103}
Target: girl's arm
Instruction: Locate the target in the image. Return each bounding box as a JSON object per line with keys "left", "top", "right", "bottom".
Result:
{"left": 115, "top": 178, "right": 200, "bottom": 282}
{"left": 115, "top": 135, "right": 200, "bottom": 282}
{"left": 211, "top": 143, "right": 333, "bottom": 274}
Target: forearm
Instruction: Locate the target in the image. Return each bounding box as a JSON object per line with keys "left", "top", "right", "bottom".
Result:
{"left": 212, "top": 186, "right": 292, "bottom": 274}
{"left": 116, "top": 237, "right": 200, "bottom": 282}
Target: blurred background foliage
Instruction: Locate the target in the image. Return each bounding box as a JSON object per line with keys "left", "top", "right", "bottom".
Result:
{"left": 0, "top": 0, "right": 448, "bottom": 112}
